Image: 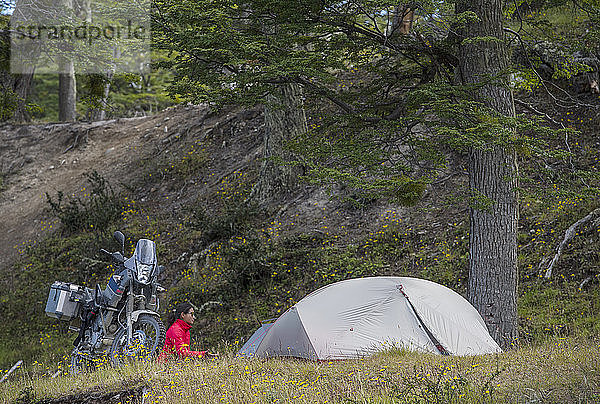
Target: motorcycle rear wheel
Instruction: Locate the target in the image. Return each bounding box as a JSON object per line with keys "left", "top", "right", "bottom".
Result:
{"left": 109, "top": 314, "right": 165, "bottom": 367}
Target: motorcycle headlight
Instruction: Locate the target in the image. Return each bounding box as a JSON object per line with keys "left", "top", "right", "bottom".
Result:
{"left": 136, "top": 263, "right": 153, "bottom": 284}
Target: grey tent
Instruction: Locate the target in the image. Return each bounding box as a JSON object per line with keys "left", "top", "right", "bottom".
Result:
{"left": 238, "top": 321, "right": 274, "bottom": 357}
{"left": 240, "top": 277, "right": 501, "bottom": 360}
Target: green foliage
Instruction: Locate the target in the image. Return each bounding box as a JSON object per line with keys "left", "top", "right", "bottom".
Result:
{"left": 153, "top": 0, "right": 446, "bottom": 200}
{"left": 190, "top": 201, "right": 260, "bottom": 245}
{"left": 45, "top": 171, "right": 124, "bottom": 234}
{"left": 101, "top": 70, "right": 177, "bottom": 118}
{"left": 77, "top": 73, "right": 110, "bottom": 117}
{"left": 226, "top": 234, "right": 274, "bottom": 291}
{"left": 0, "top": 85, "right": 19, "bottom": 121}
{"left": 551, "top": 59, "right": 593, "bottom": 80}
{"left": 469, "top": 190, "right": 495, "bottom": 212}
{"left": 507, "top": 2, "right": 600, "bottom": 99}
{"left": 27, "top": 74, "right": 59, "bottom": 121}
{"left": 151, "top": 0, "right": 587, "bottom": 205}
{"left": 26, "top": 68, "right": 176, "bottom": 121}
{"left": 512, "top": 68, "right": 544, "bottom": 93}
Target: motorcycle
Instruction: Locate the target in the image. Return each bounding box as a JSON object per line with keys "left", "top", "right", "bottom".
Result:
{"left": 45, "top": 231, "right": 166, "bottom": 373}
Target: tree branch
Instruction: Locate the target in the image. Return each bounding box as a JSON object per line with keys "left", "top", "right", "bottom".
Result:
{"left": 542, "top": 208, "right": 600, "bottom": 279}
{"left": 294, "top": 75, "right": 410, "bottom": 123}
{"left": 513, "top": 99, "right": 562, "bottom": 126}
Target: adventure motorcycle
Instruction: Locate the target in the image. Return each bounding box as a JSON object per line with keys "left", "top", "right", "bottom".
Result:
{"left": 45, "top": 231, "right": 166, "bottom": 373}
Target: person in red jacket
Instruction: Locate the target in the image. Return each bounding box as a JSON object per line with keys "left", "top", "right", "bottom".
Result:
{"left": 157, "top": 302, "right": 216, "bottom": 362}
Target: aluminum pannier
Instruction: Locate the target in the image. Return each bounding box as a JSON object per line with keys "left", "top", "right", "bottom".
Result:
{"left": 45, "top": 281, "right": 85, "bottom": 321}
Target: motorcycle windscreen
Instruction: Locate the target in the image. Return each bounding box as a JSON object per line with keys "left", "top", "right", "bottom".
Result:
{"left": 134, "top": 239, "right": 157, "bottom": 264}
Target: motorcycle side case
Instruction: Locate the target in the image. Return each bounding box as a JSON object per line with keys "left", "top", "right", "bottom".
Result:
{"left": 45, "top": 281, "right": 85, "bottom": 321}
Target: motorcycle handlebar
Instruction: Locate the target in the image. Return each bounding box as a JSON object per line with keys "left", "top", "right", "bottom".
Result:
{"left": 100, "top": 249, "right": 125, "bottom": 263}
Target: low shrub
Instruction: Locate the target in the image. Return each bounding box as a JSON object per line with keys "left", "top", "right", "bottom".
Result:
{"left": 190, "top": 201, "right": 260, "bottom": 244}
{"left": 45, "top": 171, "right": 125, "bottom": 234}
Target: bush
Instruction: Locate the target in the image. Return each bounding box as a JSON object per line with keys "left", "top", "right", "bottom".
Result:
{"left": 46, "top": 171, "right": 124, "bottom": 234}
{"left": 190, "top": 201, "right": 260, "bottom": 244}
{"left": 0, "top": 86, "right": 19, "bottom": 122}
{"left": 226, "top": 234, "right": 273, "bottom": 291}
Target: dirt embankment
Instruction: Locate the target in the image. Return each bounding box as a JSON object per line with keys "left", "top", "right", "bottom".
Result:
{"left": 0, "top": 102, "right": 462, "bottom": 276}
{"left": 0, "top": 104, "right": 234, "bottom": 272}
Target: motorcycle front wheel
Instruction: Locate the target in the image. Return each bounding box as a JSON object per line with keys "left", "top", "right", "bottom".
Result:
{"left": 109, "top": 314, "right": 165, "bottom": 367}
{"left": 70, "top": 349, "right": 97, "bottom": 374}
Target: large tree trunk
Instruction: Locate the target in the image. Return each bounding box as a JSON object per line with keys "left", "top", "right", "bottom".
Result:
{"left": 252, "top": 83, "right": 307, "bottom": 204}
{"left": 456, "top": 0, "right": 519, "bottom": 349}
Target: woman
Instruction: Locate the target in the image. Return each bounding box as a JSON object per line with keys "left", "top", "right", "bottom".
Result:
{"left": 157, "top": 302, "right": 215, "bottom": 361}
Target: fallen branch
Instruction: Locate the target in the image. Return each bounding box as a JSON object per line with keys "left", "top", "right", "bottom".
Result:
{"left": 40, "top": 385, "right": 147, "bottom": 404}
{"left": 514, "top": 99, "right": 563, "bottom": 127}
{"left": 578, "top": 275, "right": 595, "bottom": 291}
{"left": 196, "top": 300, "right": 223, "bottom": 314}
{"left": 80, "top": 256, "right": 107, "bottom": 267}
{"left": 543, "top": 208, "right": 600, "bottom": 279}
{"left": 0, "top": 360, "right": 23, "bottom": 383}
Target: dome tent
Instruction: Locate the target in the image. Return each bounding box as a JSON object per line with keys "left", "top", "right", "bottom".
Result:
{"left": 238, "top": 277, "right": 501, "bottom": 360}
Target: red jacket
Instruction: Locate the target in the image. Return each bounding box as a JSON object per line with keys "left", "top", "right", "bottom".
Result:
{"left": 157, "top": 319, "right": 206, "bottom": 361}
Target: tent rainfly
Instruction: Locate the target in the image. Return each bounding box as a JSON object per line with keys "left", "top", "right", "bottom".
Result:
{"left": 238, "top": 277, "right": 501, "bottom": 360}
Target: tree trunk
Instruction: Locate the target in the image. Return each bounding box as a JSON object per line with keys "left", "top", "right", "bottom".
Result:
{"left": 11, "top": 71, "right": 35, "bottom": 122}
{"left": 58, "top": 0, "right": 77, "bottom": 122}
{"left": 252, "top": 83, "right": 307, "bottom": 204}
{"left": 58, "top": 60, "right": 77, "bottom": 121}
{"left": 91, "top": 76, "right": 110, "bottom": 121}
{"left": 9, "top": 0, "right": 37, "bottom": 122}
{"left": 456, "top": 0, "right": 519, "bottom": 349}
{"left": 391, "top": 5, "right": 414, "bottom": 36}
{"left": 78, "top": 0, "right": 110, "bottom": 122}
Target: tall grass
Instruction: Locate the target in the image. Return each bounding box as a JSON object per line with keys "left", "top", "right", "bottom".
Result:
{"left": 1, "top": 338, "right": 599, "bottom": 403}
